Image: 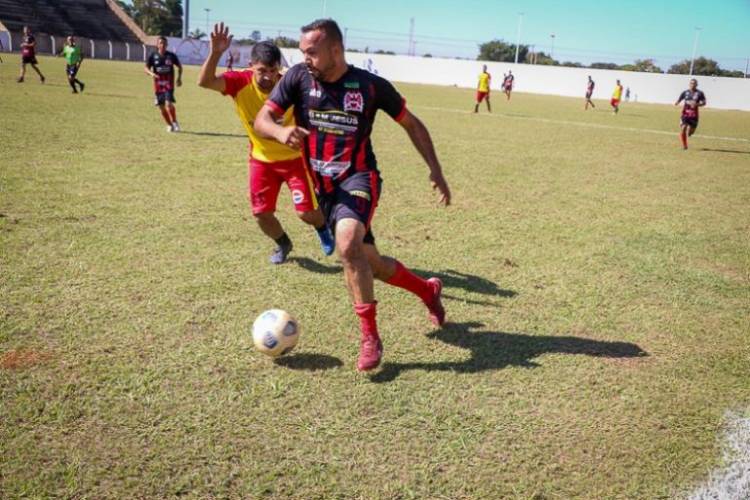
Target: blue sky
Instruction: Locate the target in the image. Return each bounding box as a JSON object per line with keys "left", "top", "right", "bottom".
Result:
{"left": 183, "top": 0, "right": 750, "bottom": 71}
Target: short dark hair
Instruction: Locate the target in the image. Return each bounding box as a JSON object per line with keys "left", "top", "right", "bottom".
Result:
{"left": 250, "top": 41, "right": 281, "bottom": 66}
{"left": 158, "top": 36, "right": 167, "bottom": 43}
{"left": 301, "top": 18, "right": 343, "bottom": 46}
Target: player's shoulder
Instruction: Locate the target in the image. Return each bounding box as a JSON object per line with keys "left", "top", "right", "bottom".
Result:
{"left": 284, "top": 63, "right": 309, "bottom": 80}
{"left": 350, "top": 65, "right": 391, "bottom": 88}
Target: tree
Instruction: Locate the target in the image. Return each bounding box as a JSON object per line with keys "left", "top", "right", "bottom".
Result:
{"left": 250, "top": 31, "right": 262, "bottom": 42}
{"left": 560, "top": 61, "right": 584, "bottom": 68}
{"left": 478, "top": 39, "right": 528, "bottom": 62}
{"left": 271, "top": 36, "right": 299, "bottom": 48}
{"left": 590, "top": 62, "right": 619, "bottom": 70}
{"left": 374, "top": 49, "right": 396, "bottom": 55}
{"left": 423, "top": 53, "right": 433, "bottom": 58}
{"left": 625, "top": 58, "right": 662, "bottom": 73}
{"left": 118, "top": 0, "right": 183, "bottom": 36}
{"left": 669, "top": 57, "right": 720, "bottom": 76}
{"left": 533, "top": 51, "right": 558, "bottom": 65}
{"left": 188, "top": 29, "right": 206, "bottom": 40}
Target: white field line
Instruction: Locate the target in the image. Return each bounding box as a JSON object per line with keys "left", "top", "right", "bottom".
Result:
{"left": 687, "top": 411, "right": 750, "bottom": 500}
{"left": 412, "top": 105, "right": 750, "bottom": 144}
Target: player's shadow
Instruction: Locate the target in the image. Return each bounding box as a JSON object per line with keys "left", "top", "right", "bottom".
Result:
{"left": 370, "top": 321, "right": 647, "bottom": 383}
{"left": 700, "top": 148, "right": 750, "bottom": 155}
{"left": 179, "top": 131, "right": 246, "bottom": 138}
{"left": 291, "top": 258, "right": 517, "bottom": 302}
{"left": 274, "top": 352, "right": 343, "bottom": 371}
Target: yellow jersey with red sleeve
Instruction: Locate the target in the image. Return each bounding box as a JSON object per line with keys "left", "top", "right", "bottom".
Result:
{"left": 612, "top": 85, "right": 623, "bottom": 100}
{"left": 478, "top": 72, "right": 491, "bottom": 92}
{"left": 221, "top": 70, "right": 300, "bottom": 162}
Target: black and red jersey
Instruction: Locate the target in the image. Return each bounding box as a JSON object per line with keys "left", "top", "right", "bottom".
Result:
{"left": 146, "top": 50, "right": 181, "bottom": 93}
{"left": 587, "top": 79, "right": 595, "bottom": 93}
{"left": 21, "top": 34, "right": 35, "bottom": 57}
{"left": 267, "top": 63, "right": 407, "bottom": 193}
{"left": 677, "top": 89, "right": 706, "bottom": 118}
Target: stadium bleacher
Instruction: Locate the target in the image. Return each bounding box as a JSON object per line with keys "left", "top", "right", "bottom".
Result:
{"left": 0, "top": 0, "right": 140, "bottom": 43}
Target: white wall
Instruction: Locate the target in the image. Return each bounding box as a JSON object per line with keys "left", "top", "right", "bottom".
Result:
{"left": 281, "top": 48, "right": 750, "bottom": 112}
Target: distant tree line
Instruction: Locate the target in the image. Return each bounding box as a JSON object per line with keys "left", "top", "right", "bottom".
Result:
{"left": 478, "top": 39, "right": 745, "bottom": 77}
{"left": 117, "top": 0, "right": 182, "bottom": 37}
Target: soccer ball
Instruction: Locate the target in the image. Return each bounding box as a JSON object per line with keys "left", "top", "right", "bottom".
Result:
{"left": 251, "top": 309, "right": 300, "bottom": 357}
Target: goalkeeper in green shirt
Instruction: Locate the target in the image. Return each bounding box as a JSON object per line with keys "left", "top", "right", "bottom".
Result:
{"left": 62, "top": 36, "right": 85, "bottom": 93}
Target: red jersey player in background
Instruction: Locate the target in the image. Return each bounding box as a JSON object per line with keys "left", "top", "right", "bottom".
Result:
{"left": 675, "top": 78, "right": 706, "bottom": 150}
{"left": 585, "top": 76, "right": 595, "bottom": 110}
{"left": 197, "top": 23, "right": 334, "bottom": 264}
{"left": 17, "top": 26, "right": 45, "bottom": 84}
{"left": 145, "top": 37, "right": 183, "bottom": 132}
{"left": 255, "top": 19, "right": 451, "bottom": 372}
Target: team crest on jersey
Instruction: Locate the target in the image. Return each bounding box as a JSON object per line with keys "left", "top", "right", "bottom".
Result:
{"left": 344, "top": 91, "right": 364, "bottom": 113}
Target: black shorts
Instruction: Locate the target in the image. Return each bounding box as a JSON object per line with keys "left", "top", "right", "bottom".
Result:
{"left": 317, "top": 171, "right": 381, "bottom": 245}
{"left": 22, "top": 54, "right": 37, "bottom": 65}
{"left": 681, "top": 115, "right": 698, "bottom": 129}
{"left": 66, "top": 64, "right": 79, "bottom": 77}
{"left": 585, "top": 91, "right": 593, "bottom": 99}
{"left": 154, "top": 90, "right": 176, "bottom": 106}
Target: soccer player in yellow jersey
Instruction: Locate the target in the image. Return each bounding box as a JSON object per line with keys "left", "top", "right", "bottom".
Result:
{"left": 610, "top": 79, "right": 624, "bottom": 114}
{"left": 198, "top": 23, "right": 334, "bottom": 264}
{"left": 474, "top": 64, "right": 491, "bottom": 113}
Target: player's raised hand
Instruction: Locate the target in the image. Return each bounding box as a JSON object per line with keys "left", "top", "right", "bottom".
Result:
{"left": 210, "top": 22, "right": 233, "bottom": 55}
{"left": 430, "top": 171, "right": 451, "bottom": 206}
{"left": 278, "top": 126, "right": 310, "bottom": 150}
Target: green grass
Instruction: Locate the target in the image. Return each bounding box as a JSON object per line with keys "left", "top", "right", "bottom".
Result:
{"left": 1, "top": 54, "right": 749, "bottom": 498}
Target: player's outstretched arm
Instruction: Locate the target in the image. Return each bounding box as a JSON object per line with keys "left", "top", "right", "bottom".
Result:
{"left": 197, "top": 22, "right": 233, "bottom": 93}
{"left": 255, "top": 105, "right": 309, "bottom": 149}
{"left": 397, "top": 110, "right": 451, "bottom": 206}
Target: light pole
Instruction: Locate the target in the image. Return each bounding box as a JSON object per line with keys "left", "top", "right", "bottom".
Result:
{"left": 204, "top": 8, "right": 211, "bottom": 37}
{"left": 514, "top": 12, "right": 524, "bottom": 64}
{"left": 689, "top": 27, "right": 701, "bottom": 76}
{"left": 550, "top": 33, "right": 555, "bottom": 60}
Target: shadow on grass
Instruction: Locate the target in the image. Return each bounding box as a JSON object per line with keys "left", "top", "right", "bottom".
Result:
{"left": 699, "top": 147, "right": 750, "bottom": 155}
{"left": 274, "top": 352, "right": 343, "bottom": 371}
{"left": 291, "top": 258, "right": 517, "bottom": 299}
{"left": 179, "top": 131, "right": 246, "bottom": 138}
{"left": 371, "top": 321, "right": 647, "bottom": 383}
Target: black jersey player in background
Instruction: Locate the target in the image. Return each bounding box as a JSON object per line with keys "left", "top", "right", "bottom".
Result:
{"left": 145, "top": 37, "right": 183, "bottom": 132}
{"left": 255, "top": 19, "right": 451, "bottom": 372}
{"left": 17, "top": 26, "right": 45, "bottom": 84}
{"left": 675, "top": 78, "right": 706, "bottom": 150}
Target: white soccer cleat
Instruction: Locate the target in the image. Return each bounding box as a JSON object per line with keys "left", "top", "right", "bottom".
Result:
{"left": 171, "top": 121, "right": 181, "bottom": 132}
{"left": 166, "top": 125, "right": 174, "bottom": 133}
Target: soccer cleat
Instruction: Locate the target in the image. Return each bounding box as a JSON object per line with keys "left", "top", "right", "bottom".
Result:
{"left": 357, "top": 334, "right": 383, "bottom": 372}
{"left": 40, "top": 75, "right": 45, "bottom": 84}
{"left": 425, "top": 277, "right": 446, "bottom": 326}
{"left": 79, "top": 82, "right": 85, "bottom": 93}
{"left": 317, "top": 226, "right": 335, "bottom": 256}
{"left": 166, "top": 125, "right": 174, "bottom": 133}
{"left": 269, "top": 240, "right": 293, "bottom": 265}
{"left": 171, "top": 121, "right": 181, "bottom": 132}
{"left": 16, "top": 77, "right": 24, "bottom": 83}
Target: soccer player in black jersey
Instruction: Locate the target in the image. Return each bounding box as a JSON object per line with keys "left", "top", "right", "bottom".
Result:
{"left": 145, "top": 37, "right": 183, "bottom": 132}
{"left": 255, "top": 19, "right": 451, "bottom": 372}
{"left": 675, "top": 79, "right": 706, "bottom": 150}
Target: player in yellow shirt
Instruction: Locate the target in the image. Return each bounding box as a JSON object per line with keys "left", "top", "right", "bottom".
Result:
{"left": 474, "top": 65, "right": 492, "bottom": 113}
{"left": 198, "top": 23, "right": 333, "bottom": 264}
{"left": 610, "top": 79, "right": 624, "bottom": 114}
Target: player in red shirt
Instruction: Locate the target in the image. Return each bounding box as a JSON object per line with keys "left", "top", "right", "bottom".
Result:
{"left": 145, "top": 36, "right": 183, "bottom": 132}
{"left": 255, "top": 19, "right": 451, "bottom": 372}
{"left": 17, "top": 26, "right": 46, "bottom": 84}
{"left": 675, "top": 78, "right": 706, "bottom": 150}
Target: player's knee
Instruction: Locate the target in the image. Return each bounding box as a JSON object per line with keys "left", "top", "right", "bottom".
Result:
{"left": 336, "top": 228, "right": 364, "bottom": 263}
{"left": 296, "top": 210, "right": 319, "bottom": 225}
{"left": 253, "top": 211, "right": 274, "bottom": 223}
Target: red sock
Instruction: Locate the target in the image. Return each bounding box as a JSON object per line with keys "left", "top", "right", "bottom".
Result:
{"left": 160, "top": 107, "right": 172, "bottom": 125}
{"left": 168, "top": 105, "right": 177, "bottom": 123}
{"left": 386, "top": 260, "right": 432, "bottom": 303}
{"left": 354, "top": 302, "right": 379, "bottom": 339}
{"left": 680, "top": 131, "right": 688, "bottom": 148}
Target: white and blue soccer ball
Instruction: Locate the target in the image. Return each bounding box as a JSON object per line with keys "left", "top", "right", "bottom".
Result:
{"left": 252, "top": 309, "right": 300, "bottom": 358}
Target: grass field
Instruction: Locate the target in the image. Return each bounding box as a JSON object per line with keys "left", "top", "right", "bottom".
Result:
{"left": 2, "top": 54, "right": 749, "bottom": 498}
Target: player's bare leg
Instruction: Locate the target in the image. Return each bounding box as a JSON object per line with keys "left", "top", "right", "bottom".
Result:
{"left": 297, "top": 209, "right": 334, "bottom": 256}
{"left": 17, "top": 63, "right": 26, "bottom": 82}
{"left": 335, "top": 218, "right": 381, "bottom": 371}
{"left": 485, "top": 96, "right": 492, "bottom": 112}
{"left": 31, "top": 63, "right": 45, "bottom": 83}
{"left": 255, "top": 211, "right": 294, "bottom": 264}
{"left": 157, "top": 103, "right": 173, "bottom": 130}
{"left": 364, "top": 244, "right": 445, "bottom": 327}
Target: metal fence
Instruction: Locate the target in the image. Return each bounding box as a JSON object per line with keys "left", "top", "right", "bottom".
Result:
{"left": 0, "top": 30, "right": 153, "bottom": 61}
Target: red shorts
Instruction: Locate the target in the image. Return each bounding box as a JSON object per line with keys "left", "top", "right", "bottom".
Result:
{"left": 476, "top": 91, "right": 489, "bottom": 103}
{"left": 248, "top": 156, "right": 317, "bottom": 215}
{"left": 610, "top": 98, "right": 620, "bottom": 107}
